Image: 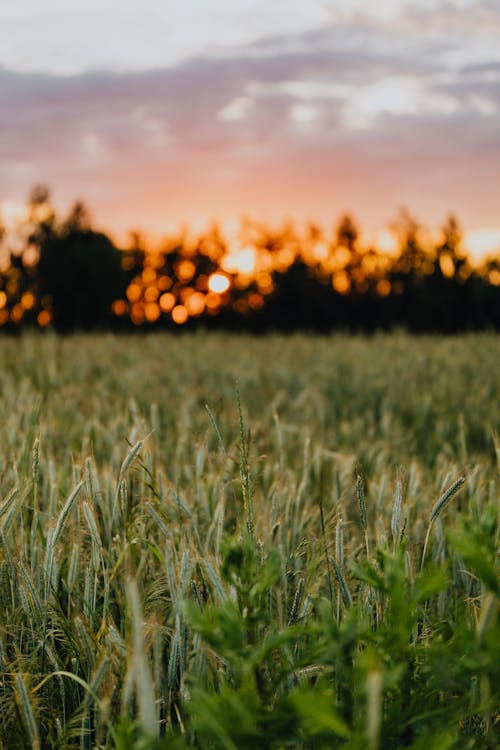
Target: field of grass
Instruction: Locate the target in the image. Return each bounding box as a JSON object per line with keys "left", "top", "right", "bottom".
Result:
{"left": 0, "top": 332, "right": 498, "bottom": 749}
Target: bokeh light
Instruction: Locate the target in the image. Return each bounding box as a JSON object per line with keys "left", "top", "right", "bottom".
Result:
{"left": 208, "top": 272, "right": 230, "bottom": 294}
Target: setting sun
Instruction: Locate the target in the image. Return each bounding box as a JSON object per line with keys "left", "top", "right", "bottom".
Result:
{"left": 465, "top": 229, "right": 500, "bottom": 262}
{"left": 208, "top": 272, "right": 230, "bottom": 294}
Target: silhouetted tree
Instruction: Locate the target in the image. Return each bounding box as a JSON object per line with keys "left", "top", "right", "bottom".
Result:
{"left": 32, "top": 193, "right": 127, "bottom": 331}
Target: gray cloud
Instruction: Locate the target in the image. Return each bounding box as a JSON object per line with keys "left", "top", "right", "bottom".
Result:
{"left": 1, "top": 7, "right": 500, "bottom": 235}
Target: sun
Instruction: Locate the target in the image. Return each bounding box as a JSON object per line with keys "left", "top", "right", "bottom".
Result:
{"left": 465, "top": 228, "right": 500, "bottom": 261}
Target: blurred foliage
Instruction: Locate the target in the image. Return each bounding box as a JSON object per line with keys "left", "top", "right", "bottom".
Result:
{"left": 0, "top": 185, "right": 499, "bottom": 331}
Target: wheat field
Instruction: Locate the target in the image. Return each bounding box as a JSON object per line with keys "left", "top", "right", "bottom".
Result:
{"left": 0, "top": 332, "right": 498, "bottom": 749}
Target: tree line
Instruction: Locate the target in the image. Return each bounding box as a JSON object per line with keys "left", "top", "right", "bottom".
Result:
{"left": 0, "top": 185, "right": 499, "bottom": 333}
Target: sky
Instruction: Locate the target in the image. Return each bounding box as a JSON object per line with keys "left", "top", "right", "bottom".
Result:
{"left": 1, "top": 0, "right": 500, "bottom": 257}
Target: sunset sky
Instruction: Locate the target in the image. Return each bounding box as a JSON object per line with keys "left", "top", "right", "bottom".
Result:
{"left": 1, "top": 0, "right": 500, "bottom": 257}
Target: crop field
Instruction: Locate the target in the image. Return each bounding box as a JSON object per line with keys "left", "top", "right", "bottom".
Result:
{"left": 0, "top": 332, "right": 498, "bottom": 749}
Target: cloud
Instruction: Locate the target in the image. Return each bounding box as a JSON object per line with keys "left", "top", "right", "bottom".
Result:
{"left": 1, "top": 5, "right": 499, "bottom": 236}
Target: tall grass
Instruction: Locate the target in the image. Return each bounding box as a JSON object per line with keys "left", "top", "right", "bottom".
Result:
{"left": 0, "top": 332, "right": 498, "bottom": 749}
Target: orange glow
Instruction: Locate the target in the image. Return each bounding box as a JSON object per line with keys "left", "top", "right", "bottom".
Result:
{"left": 21, "top": 291, "right": 35, "bottom": 310}
{"left": 37, "top": 309, "right": 51, "bottom": 327}
{"left": 208, "top": 272, "right": 230, "bottom": 294}
{"left": 332, "top": 247, "right": 351, "bottom": 269}
{"left": 248, "top": 292, "right": 264, "bottom": 310}
{"left": 185, "top": 291, "right": 206, "bottom": 316}
{"left": 121, "top": 255, "right": 136, "bottom": 271}
{"left": 376, "top": 279, "right": 391, "bottom": 297}
{"left": 22, "top": 247, "right": 39, "bottom": 267}
{"left": 205, "top": 292, "right": 221, "bottom": 310}
{"left": 130, "top": 302, "right": 145, "bottom": 325}
{"left": 142, "top": 267, "right": 156, "bottom": 284}
{"left": 465, "top": 228, "right": 500, "bottom": 260}
{"left": 312, "top": 243, "right": 329, "bottom": 262}
{"left": 176, "top": 260, "right": 196, "bottom": 282}
{"left": 172, "top": 304, "right": 188, "bottom": 324}
{"left": 332, "top": 271, "right": 351, "bottom": 295}
{"left": 196, "top": 275, "right": 209, "bottom": 291}
{"left": 489, "top": 269, "right": 500, "bottom": 286}
{"left": 158, "top": 275, "right": 172, "bottom": 291}
{"left": 0, "top": 309, "right": 8, "bottom": 325}
{"left": 256, "top": 272, "right": 273, "bottom": 294}
{"left": 144, "top": 302, "right": 160, "bottom": 322}
{"left": 11, "top": 304, "right": 24, "bottom": 323}
{"left": 0, "top": 292, "right": 6, "bottom": 309}
{"left": 275, "top": 248, "right": 295, "bottom": 272}
{"left": 126, "top": 283, "right": 142, "bottom": 302}
{"left": 376, "top": 230, "right": 398, "bottom": 255}
{"left": 144, "top": 285, "right": 159, "bottom": 302}
{"left": 439, "top": 253, "right": 455, "bottom": 278}
{"left": 362, "top": 254, "right": 377, "bottom": 275}
{"left": 221, "top": 247, "right": 256, "bottom": 275}
{"left": 180, "top": 286, "right": 194, "bottom": 303}
{"left": 112, "top": 299, "right": 128, "bottom": 315}
{"left": 159, "top": 292, "right": 176, "bottom": 312}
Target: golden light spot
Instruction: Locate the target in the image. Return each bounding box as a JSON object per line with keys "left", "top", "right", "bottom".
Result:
{"left": 489, "top": 269, "right": 500, "bottom": 286}
{"left": 276, "top": 248, "right": 294, "bottom": 271}
{"left": 176, "top": 260, "right": 196, "bottom": 282}
{"left": 332, "top": 247, "right": 351, "bottom": 269}
{"left": 256, "top": 272, "right": 273, "bottom": 294}
{"left": 11, "top": 304, "right": 24, "bottom": 323}
{"left": 0, "top": 291, "right": 6, "bottom": 309}
{"left": 180, "top": 286, "right": 194, "bottom": 303}
{"left": 112, "top": 299, "right": 128, "bottom": 315}
{"left": 332, "top": 271, "right": 351, "bottom": 295}
{"left": 221, "top": 247, "right": 256, "bottom": 275}
{"left": 126, "top": 283, "right": 142, "bottom": 302}
{"left": 22, "top": 246, "right": 39, "bottom": 268}
{"left": 248, "top": 293, "right": 265, "bottom": 310}
{"left": 144, "top": 285, "right": 159, "bottom": 302}
{"left": 21, "top": 291, "right": 35, "bottom": 310}
{"left": 172, "top": 305, "right": 188, "bottom": 324}
{"left": 142, "top": 267, "right": 156, "bottom": 284}
{"left": 158, "top": 275, "right": 172, "bottom": 291}
{"left": 185, "top": 291, "right": 206, "bottom": 316}
{"left": 130, "top": 302, "right": 145, "bottom": 325}
{"left": 205, "top": 292, "right": 221, "bottom": 310}
{"left": 376, "top": 279, "right": 391, "bottom": 297}
{"left": 0, "top": 309, "right": 8, "bottom": 325}
{"left": 439, "top": 253, "right": 455, "bottom": 278}
{"left": 362, "top": 254, "right": 377, "bottom": 274}
{"left": 312, "top": 243, "right": 329, "bottom": 262}
{"left": 159, "top": 292, "right": 176, "bottom": 312}
{"left": 208, "top": 272, "right": 230, "bottom": 294}
{"left": 37, "top": 309, "right": 51, "bottom": 327}
{"left": 376, "top": 230, "right": 398, "bottom": 255}
{"left": 31, "top": 203, "right": 52, "bottom": 223}
{"left": 144, "top": 302, "right": 160, "bottom": 322}
{"left": 259, "top": 250, "right": 273, "bottom": 271}
{"left": 422, "top": 260, "right": 435, "bottom": 275}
